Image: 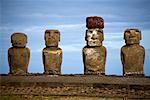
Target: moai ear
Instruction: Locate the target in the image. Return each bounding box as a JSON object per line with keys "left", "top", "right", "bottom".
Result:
{"left": 136, "top": 29, "right": 142, "bottom": 40}
{"left": 124, "top": 29, "right": 129, "bottom": 40}
{"left": 85, "top": 30, "right": 88, "bottom": 41}
{"left": 55, "top": 30, "right": 60, "bottom": 42}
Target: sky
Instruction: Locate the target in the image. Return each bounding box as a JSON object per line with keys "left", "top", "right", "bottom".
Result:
{"left": 0, "top": 0, "right": 150, "bottom": 76}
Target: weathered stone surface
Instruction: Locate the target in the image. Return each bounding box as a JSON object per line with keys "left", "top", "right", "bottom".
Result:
{"left": 85, "top": 28, "right": 104, "bottom": 46}
{"left": 121, "top": 28, "right": 145, "bottom": 76}
{"left": 83, "top": 46, "right": 106, "bottom": 75}
{"left": 43, "top": 29, "right": 62, "bottom": 75}
{"left": 11, "top": 32, "right": 27, "bottom": 47}
{"left": 45, "top": 29, "right": 60, "bottom": 47}
{"left": 8, "top": 33, "right": 30, "bottom": 75}
{"left": 86, "top": 16, "right": 104, "bottom": 29}
{"left": 43, "top": 47, "right": 62, "bottom": 75}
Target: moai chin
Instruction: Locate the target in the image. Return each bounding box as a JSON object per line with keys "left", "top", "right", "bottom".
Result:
{"left": 83, "top": 16, "right": 107, "bottom": 75}
{"left": 43, "top": 29, "right": 62, "bottom": 75}
{"left": 121, "top": 28, "right": 145, "bottom": 76}
{"left": 8, "top": 32, "right": 30, "bottom": 75}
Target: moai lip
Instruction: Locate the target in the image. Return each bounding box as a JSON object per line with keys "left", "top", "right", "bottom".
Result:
{"left": 8, "top": 33, "right": 30, "bottom": 75}
{"left": 86, "top": 16, "right": 104, "bottom": 29}
{"left": 45, "top": 29, "right": 60, "bottom": 47}
{"left": 121, "top": 28, "right": 145, "bottom": 76}
{"left": 85, "top": 28, "right": 104, "bottom": 47}
{"left": 43, "top": 29, "right": 62, "bottom": 75}
{"left": 83, "top": 46, "right": 106, "bottom": 75}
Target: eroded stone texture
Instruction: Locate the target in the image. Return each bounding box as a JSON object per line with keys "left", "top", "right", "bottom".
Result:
{"left": 8, "top": 33, "right": 30, "bottom": 75}
{"left": 83, "top": 16, "right": 106, "bottom": 75}
{"left": 83, "top": 46, "right": 106, "bottom": 75}
{"left": 86, "top": 16, "right": 104, "bottom": 29}
{"left": 43, "top": 30, "right": 62, "bottom": 75}
{"left": 121, "top": 28, "right": 145, "bottom": 76}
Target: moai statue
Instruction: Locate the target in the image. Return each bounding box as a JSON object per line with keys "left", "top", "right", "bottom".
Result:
{"left": 43, "top": 30, "right": 62, "bottom": 75}
{"left": 121, "top": 28, "right": 145, "bottom": 76}
{"left": 83, "top": 16, "right": 107, "bottom": 75}
{"left": 8, "top": 32, "right": 30, "bottom": 75}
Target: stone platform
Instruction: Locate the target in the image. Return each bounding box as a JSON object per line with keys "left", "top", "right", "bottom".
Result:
{"left": 0, "top": 74, "right": 150, "bottom": 99}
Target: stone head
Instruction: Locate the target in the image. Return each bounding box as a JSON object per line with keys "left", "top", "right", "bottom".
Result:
{"left": 86, "top": 16, "right": 104, "bottom": 29}
{"left": 11, "top": 32, "right": 27, "bottom": 47}
{"left": 45, "top": 29, "right": 60, "bottom": 47}
{"left": 124, "top": 28, "right": 142, "bottom": 45}
{"left": 85, "top": 28, "right": 104, "bottom": 46}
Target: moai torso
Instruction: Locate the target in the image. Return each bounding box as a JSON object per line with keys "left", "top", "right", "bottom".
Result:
{"left": 83, "top": 17, "right": 107, "bottom": 75}
{"left": 83, "top": 46, "right": 106, "bottom": 74}
{"left": 121, "top": 29, "right": 145, "bottom": 76}
{"left": 8, "top": 33, "right": 30, "bottom": 75}
{"left": 43, "top": 30, "right": 62, "bottom": 75}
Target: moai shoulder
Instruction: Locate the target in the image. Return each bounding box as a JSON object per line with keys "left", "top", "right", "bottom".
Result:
{"left": 8, "top": 32, "right": 30, "bottom": 75}
{"left": 43, "top": 29, "right": 62, "bottom": 75}
{"left": 121, "top": 29, "right": 145, "bottom": 76}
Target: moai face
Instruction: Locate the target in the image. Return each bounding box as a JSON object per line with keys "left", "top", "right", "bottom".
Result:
{"left": 11, "top": 33, "right": 27, "bottom": 47}
{"left": 45, "top": 30, "right": 60, "bottom": 47}
{"left": 86, "top": 28, "right": 104, "bottom": 46}
{"left": 86, "top": 16, "right": 104, "bottom": 29}
{"left": 124, "top": 29, "right": 141, "bottom": 45}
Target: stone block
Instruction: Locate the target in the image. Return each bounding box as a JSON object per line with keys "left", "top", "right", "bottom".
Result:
{"left": 86, "top": 16, "right": 104, "bottom": 29}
